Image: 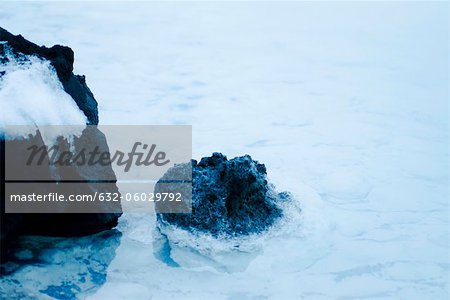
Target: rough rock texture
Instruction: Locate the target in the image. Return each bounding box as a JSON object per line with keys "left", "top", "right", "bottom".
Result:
{"left": 0, "top": 28, "right": 121, "bottom": 261}
{"left": 0, "top": 27, "right": 98, "bottom": 124}
{"left": 156, "top": 153, "right": 289, "bottom": 236}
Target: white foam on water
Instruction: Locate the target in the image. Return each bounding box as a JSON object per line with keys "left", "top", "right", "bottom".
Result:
{"left": 153, "top": 179, "right": 332, "bottom": 275}
{"left": 0, "top": 47, "right": 87, "bottom": 144}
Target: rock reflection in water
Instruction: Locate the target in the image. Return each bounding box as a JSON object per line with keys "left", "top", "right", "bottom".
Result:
{"left": 0, "top": 229, "right": 121, "bottom": 299}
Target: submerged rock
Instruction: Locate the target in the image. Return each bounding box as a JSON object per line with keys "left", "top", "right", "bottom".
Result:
{"left": 156, "top": 153, "right": 289, "bottom": 236}
{"left": 0, "top": 230, "right": 121, "bottom": 297}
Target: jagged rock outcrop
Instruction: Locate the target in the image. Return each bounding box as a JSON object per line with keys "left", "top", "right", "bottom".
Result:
{"left": 0, "top": 28, "right": 121, "bottom": 261}
{"left": 0, "top": 27, "right": 98, "bottom": 125}
{"left": 156, "top": 153, "right": 289, "bottom": 236}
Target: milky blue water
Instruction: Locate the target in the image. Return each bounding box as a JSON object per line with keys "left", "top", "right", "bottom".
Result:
{"left": 0, "top": 2, "right": 448, "bottom": 299}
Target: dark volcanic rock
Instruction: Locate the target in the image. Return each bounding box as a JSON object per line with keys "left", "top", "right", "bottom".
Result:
{"left": 0, "top": 27, "right": 98, "bottom": 124}
{"left": 156, "top": 153, "right": 288, "bottom": 236}
{"left": 0, "top": 28, "right": 121, "bottom": 260}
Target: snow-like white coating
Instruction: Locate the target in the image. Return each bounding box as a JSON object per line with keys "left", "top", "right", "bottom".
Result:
{"left": 0, "top": 46, "right": 87, "bottom": 142}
